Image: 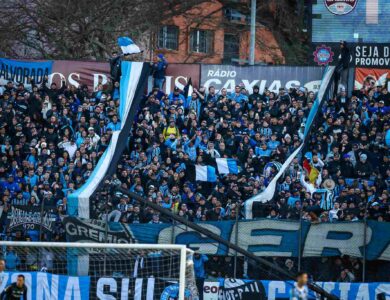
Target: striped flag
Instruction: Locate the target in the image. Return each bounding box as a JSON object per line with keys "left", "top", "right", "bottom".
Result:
{"left": 303, "top": 159, "right": 319, "bottom": 184}
{"left": 118, "top": 37, "right": 141, "bottom": 55}
{"left": 216, "top": 158, "right": 238, "bottom": 174}
{"left": 195, "top": 165, "right": 217, "bottom": 182}
{"left": 185, "top": 163, "right": 218, "bottom": 182}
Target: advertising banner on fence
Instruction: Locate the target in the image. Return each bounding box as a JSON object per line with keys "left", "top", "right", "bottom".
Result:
{"left": 0, "top": 58, "right": 53, "bottom": 86}
{"left": 205, "top": 279, "right": 390, "bottom": 300}
{"left": 200, "top": 65, "right": 324, "bottom": 94}
{"left": 64, "top": 217, "right": 390, "bottom": 261}
{"left": 7, "top": 205, "right": 57, "bottom": 234}
{"left": 354, "top": 67, "right": 390, "bottom": 91}
{"left": 0, "top": 58, "right": 200, "bottom": 93}
{"left": 0, "top": 272, "right": 89, "bottom": 300}
{"left": 91, "top": 277, "right": 199, "bottom": 300}
{"left": 1, "top": 272, "right": 388, "bottom": 300}
{"left": 51, "top": 60, "right": 109, "bottom": 91}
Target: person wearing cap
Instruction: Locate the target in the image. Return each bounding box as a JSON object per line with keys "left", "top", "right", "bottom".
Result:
{"left": 168, "top": 86, "right": 185, "bottom": 105}
{"left": 149, "top": 213, "right": 162, "bottom": 224}
{"left": 249, "top": 85, "right": 262, "bottom": 102}
{"left": 87, "top": 126, "right": 100, "bottom": 146}
{"left": 355, "top": 153, "right": 373, "bottom": 179}
{"left": 151, "top": 54, "right": 168, "bottom": 90}
{"left": 278, "top": 87, "right": 291, "bottom": 105}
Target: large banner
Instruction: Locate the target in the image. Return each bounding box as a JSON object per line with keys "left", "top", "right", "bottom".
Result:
{"left": 205, "top": 279, "right": 390, "bottom": 300}
{"left": 1, "top": 58, "right": 200, "bottom": 93}
{"left": 354, "top": 67, "right": 390, "bottom": 90}
{"left": 52, "top": 61, "right": 199, "bottom": 94}
{"left": 64, "top": 217, "right": 390, "bottom": 261}
{"left": 51, "top": 60, "right": 109, "bottom": 91}
{"left": 200, "top": 65, "right": 324, "bottom": 94}
{"left": 7, "top": 205, "right": 57, "bottom": 234}
{"left": 0, "top": 272, "right": 89, "bottom": 300}
{"left": 0, "top": 58, "right": 53, "bottom": 86}
{"left": 1, "top": 272, "right": 388, "bottom": 300}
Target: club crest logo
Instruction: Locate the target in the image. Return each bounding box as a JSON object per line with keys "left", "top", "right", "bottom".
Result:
{"left": 313, "top": 45, "right": 334, "bottom": 66}
{"left": 324, "top": 0, "right": 358, "bottom": 15}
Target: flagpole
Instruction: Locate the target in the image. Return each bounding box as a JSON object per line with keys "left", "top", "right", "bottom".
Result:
{"left": 298, "top": 189, "right": 304, "bottom": 272}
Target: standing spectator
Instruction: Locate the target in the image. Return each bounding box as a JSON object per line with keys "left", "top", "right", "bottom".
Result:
{"left": 151, "top": 54, "right": 168, "bottom": 89}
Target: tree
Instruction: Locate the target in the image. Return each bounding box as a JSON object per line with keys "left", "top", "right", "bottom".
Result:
{"left": 255, "top": 0, "right": 310, "bottom": 65}
{"left": 0, "top": 0, "right": 208, "bottom": 60}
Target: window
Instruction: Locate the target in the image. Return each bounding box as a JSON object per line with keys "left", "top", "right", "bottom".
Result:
{"left": 190, "top": 30, "right": 213, "bottom": 54}
{"left": 158, "top": 26, "right": 179, "bottom": 50}
{"left": 223, "top": 34, "right": 239, "bottom": 64}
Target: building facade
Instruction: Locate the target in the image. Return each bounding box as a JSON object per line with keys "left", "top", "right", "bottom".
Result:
{"left": 154, "top": 0, "right": 284, "bottom": 65}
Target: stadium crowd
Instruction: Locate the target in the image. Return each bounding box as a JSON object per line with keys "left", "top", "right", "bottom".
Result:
{"left": 102, "top": 75, "right": 390, "bottom": 226}
{"left": 0, "top": 55, "right": 389, "bottom": 281}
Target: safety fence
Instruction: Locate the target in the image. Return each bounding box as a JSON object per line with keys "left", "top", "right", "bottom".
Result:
{"left": 4, "top": 203, "right": 390, "bottom": 283}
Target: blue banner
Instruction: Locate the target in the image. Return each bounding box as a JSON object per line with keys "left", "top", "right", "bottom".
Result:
{"left": 64, "top": 217, "right": 390, "bottom": 261}
{"left": 0, "top": 58, "right": 52, "bottom": 85}
{"left": 1, "top": 272, "right": 389, "bottom": 299}
{"left": 0, "top": 272, "right": 89, "bottom": 300}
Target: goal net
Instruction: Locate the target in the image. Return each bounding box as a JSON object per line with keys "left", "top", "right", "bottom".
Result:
{"left": 0, "top": 241, "right": 198, "bottom": 300}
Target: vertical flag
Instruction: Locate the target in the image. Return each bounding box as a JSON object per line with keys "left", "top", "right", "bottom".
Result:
{"left": 183, "top": 77, "right": 194, "bottom": 98}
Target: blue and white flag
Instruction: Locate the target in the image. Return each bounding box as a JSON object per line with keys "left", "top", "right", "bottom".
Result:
{"left": 244, "top": 66, "right": 336, "bottom": 219}
{"left": 68, "top": 62, "right": 150, "bottom": 218}
{"left": 216, "top": 158, "right": 238, "bottom": 174}
{"left": 118, "top": 37, "right": 141, "bottom": 55}
{"left": 196, "top": 165, "right": 217, "bottom": 182}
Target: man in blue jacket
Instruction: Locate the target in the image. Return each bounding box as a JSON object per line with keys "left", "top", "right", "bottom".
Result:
{"left": 151, "top": 54, "right": 168, "bottom": 89}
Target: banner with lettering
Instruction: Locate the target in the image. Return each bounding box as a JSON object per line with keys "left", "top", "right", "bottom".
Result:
{"left": 63, "top": 216, "right": 134, "bottom": 244}
{"left": 0, "top": 272, "right": 89, "bottom": 300}
{"left": 91, "top": 277, "right": 199, "bottom": 300}
{"left": 200, "top": 65, "right": 324, "bottom": 94}
{"left": 205, "top": 280, "right": 390, "bottom": 300}
{"left": 0, "top": 272, "right": 388, "bottom": 300}
{"left": 64, "top": 217, "right": 390, "bottom": 261}
{"left": 7, "top": 205, "right": 57, "bottom": 235}
{"left": 0, "top": 58, "right": 52, "bottom": 86}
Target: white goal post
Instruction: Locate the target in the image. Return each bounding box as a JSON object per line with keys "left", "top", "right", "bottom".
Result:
{"left": 0, "top": 241, "right": 197, "bottom": 300}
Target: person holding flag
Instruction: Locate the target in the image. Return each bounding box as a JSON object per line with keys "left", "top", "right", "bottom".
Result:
{"left": 110, "top": 37, "right": 142, "bottom": 82}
